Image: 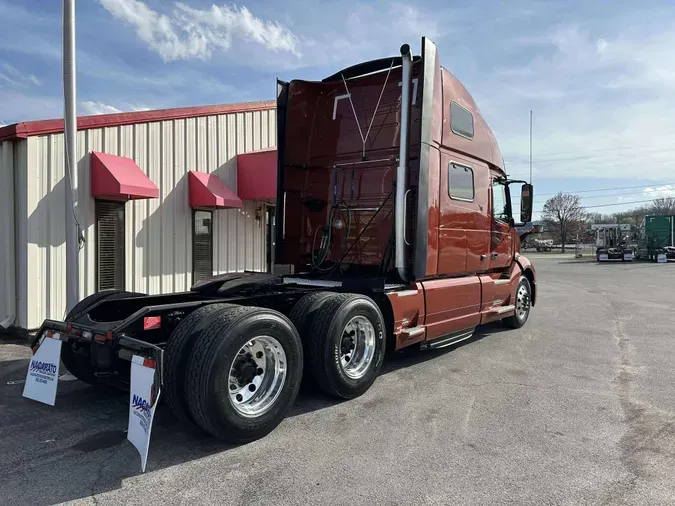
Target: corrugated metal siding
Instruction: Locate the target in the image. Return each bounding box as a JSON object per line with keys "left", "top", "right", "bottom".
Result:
{"left": 0, "top": 140, "right": 18, "bottom": 329}
{"left": 20, "top": 108, "right": 276, "bottom": 329}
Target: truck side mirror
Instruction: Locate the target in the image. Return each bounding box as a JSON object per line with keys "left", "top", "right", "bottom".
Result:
{"left": 520, "top": 183, "right": 533, "bottom": 223}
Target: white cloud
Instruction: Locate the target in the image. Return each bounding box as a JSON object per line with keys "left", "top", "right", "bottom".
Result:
{"left": 478, "top": 20, "right": 675, "bottom": 182}
{"left": 79, "top": 101, "right": 153, "bottom": 115}
{"left": 79, "top": 101, "right": 123, "bottom": 115}
{"left": 0, "top": 62, "right": 41, "bottom": 87}
{"left": 97, "top": 0, "right": 448, "bottom": 71}
{"left": 98, "top": 0, "right": 300, "bottom": 62}
{"left": 644, "top": 185, "right": 675, "bottom": 199}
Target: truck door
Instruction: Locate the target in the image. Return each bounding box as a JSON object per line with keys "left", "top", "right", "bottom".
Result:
{"left": 489, "top": 177, "right": 513, "bottom": 270}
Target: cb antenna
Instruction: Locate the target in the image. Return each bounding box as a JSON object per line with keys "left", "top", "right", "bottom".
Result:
{"left": 529, "top": 110, "right": 533, "bottom": 184}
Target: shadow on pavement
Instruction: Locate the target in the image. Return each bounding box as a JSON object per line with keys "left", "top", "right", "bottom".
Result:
{"left": 0, "top": 321, "right": 509, "bottom": 504}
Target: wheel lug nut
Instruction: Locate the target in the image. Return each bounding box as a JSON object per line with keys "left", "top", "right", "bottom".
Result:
{"left": 256, "top": 368, "right": 263, "bottom": 375}
{"left": 236, "top": 394, "right": 243, "bottom": 402}
{"left": 229, "top": 384, "right": 237, "bottom": 391}
{"left": 256, "top": 351, "right": 263, "bottom": 359}
{"left": 248, "top": 384, "right": 256, "bottom": 392}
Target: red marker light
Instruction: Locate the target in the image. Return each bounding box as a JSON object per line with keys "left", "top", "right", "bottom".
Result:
{"left": 143, "top": 316, "right": 161, "bottom": 330}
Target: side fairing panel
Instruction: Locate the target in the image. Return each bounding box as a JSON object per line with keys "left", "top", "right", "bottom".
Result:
{"left": 275, "top": 80, "right": 289, "bottom": 264}
{"left": 386, "top": 283, "right": 427, "bottom": 349}
{"left": 421, "top": 276, "right": 481, "bottom": 340}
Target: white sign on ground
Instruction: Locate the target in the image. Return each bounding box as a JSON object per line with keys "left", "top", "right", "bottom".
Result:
{"left": 658, "top": 254, "right": 667, "bottom": 263}
{"left": 127, "top": 355, "right": 160, "bottom": 473}
{"left": 598, "top": 254, "right": 609, "bottom": 261}
{"left": 22, "top": 336, "right": 62, "bottom": 406}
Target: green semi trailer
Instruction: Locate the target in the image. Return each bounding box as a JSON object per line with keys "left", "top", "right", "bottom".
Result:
{"left": 635, "top": 215, "right": 675, "bottom": 262}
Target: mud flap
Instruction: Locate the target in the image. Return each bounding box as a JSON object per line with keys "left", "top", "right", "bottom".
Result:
{"left": 127, "top": 355, "right": 161, "bottom": 473}
{"left": 22, "top": 335, "right": 63, "bottom": 406}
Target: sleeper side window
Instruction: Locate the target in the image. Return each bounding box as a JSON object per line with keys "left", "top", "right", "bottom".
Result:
{"left": 448, "top": 163, "right": 474, "bottom": 201}
{"left": 450, "top": 101, "right": 474, "bottom": 139}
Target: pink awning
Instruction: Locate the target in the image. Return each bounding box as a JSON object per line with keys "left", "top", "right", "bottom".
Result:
{"left": 236, "top": 147, "right": 277, "bottom": 200}
{"left": 188, "top": 171, "right": 243, "bottom": 209}
{"left": 90, "top": 151, "right": 159, "bottom": 200}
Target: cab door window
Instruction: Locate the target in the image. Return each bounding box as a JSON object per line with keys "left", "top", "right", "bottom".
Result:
{"left": 492, "top": 181, "right": 510, "bottom": 223}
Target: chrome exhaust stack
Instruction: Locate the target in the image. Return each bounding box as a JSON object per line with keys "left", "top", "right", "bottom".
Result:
{"left": 396, "top": 43, "right": 412, "bottom": 282}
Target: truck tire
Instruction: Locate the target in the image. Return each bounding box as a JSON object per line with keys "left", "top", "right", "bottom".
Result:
{"left": 288, "top": 291, "right": 334, "bottom": 384}
{"left": 288, "top": 291, "right": 334, "bottom": 347}
{"left": 305, "top": 293, "right": 386, "bottom": 400}
{"left": 184, "top": 306, "right": 303, "bottom": 443}
{"left": 163, "top": 303, "right": 235, "bottom": 425}
{"left": 502, "top": 277, "right": 531, "bottom": 329}
{"left": 62, "top": 290, "right": 145, "bottom": 385}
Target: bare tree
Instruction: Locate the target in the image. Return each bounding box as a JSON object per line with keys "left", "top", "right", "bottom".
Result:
{"left": 618, "top": 197, "right": 675, "bottom": 229}
{"left": 647, "top": 197, "right": 675, "bottom": 216}
{"left": 541, "top": 192, "right": 588, "bottom": 252}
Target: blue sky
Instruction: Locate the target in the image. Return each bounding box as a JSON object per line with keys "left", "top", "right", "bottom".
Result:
{"left": 2, "top": 0, "right": 675, "bottom": 218}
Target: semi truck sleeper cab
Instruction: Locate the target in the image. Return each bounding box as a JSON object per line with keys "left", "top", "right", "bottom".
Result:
{"left": 29, "top": 37, "right": 536, "bottom": 445}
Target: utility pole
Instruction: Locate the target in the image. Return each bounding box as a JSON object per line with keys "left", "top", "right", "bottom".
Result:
{"left": 64, "top": 0, "right": 79, "bottom": 312}
{"left": 529, "top": 110, "right": 533, "bottom": 184}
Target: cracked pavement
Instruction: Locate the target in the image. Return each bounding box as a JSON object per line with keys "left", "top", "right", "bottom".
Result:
{"left": 1, "top": 255, "right": 675, "bottom": 505}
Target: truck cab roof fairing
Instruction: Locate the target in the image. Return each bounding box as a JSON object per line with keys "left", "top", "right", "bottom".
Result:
{"left": 322, "top": 55, "right": 422, "bottom": 83}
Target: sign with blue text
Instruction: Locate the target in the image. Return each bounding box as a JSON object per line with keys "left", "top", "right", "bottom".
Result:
{"left": 127, "top": 355, "right": 160, "bottom": 473}
{"left": 22, "top": 336, "right": 63, "bottom": 406}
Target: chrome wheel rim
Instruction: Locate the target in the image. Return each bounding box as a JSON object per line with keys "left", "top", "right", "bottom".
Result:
{"left": 228, "top": 336, "right": 287, "bottom": 418}
{"left": 340, "top": 316, "right": 376, "bottom": 380}
{"left": 516, "top": 284, "right": 530, "bottom": 319}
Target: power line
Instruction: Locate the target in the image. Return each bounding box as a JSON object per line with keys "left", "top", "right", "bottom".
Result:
{"left": 506, "top": 150, "right": 675, "bottom": 166}
{"left": 512, "top": 182, "right": 675, "bottom": 199}
{"left": 507, "top": 155, "right": 675, "bottom": 177}
{"left": 531, "top": 197, "right": 667, "bottom": 211}
{"left": 503, "top": 143, "right": 675, "bottom": 162}
{"left": 584, "top": 198, "right": 665, "bottom": 209}
{"left": 516, "top": 190, "right": 668, "bottom": 204}
{"left": 516, "top": 190, "right": 675, "bottom": 203}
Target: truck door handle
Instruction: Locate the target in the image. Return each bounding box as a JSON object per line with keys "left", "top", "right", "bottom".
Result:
{"left": 491, "top": 253, "right": 498, "bottom": 260}
{"left": 480, "top": 255, "right": 487, "bottom": 261}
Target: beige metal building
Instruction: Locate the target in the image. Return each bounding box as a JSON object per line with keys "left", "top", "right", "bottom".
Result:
{"left": 0, "top": 101, "right": 279, "bottom": 332}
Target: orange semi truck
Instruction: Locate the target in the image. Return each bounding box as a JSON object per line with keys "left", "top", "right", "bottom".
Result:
{"left": 28, "top": 37, "right": 536, "bottom": 444}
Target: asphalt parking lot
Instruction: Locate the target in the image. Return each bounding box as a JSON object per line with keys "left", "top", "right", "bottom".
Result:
{"left": 2, "top": 254, "right": 675, "bottom": 506}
